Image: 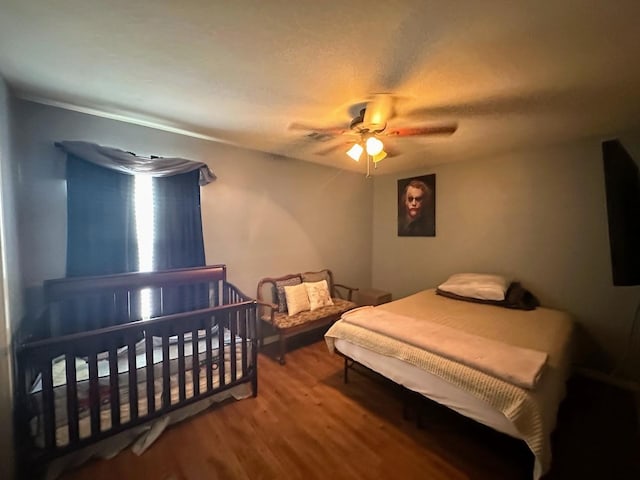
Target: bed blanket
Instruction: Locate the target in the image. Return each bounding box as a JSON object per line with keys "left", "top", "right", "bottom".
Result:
{"left": 326, "top": 321, "right": 549, "bottom": 478}
{"left": 341, "top": 306, "right": 547, "bottom": 389}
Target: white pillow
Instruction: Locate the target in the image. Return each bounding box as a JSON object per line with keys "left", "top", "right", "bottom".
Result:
{"left": 437, "top": 273, "right": 509, "bottom": 301}
{"left": 284, "top": 283, "right": 311, "bottom": 316}
{"left": 304, "top": 280, "right": 334, "bottom": 311}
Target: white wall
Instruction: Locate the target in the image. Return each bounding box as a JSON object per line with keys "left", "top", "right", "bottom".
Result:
{"left": 372, "top": 139, "right": 640, "bottom": 379}
{"left": 0, "top": 77, "right": 22, "bottom": 480}
{"left": 12, "top": 100, "right": 373, "bottom": 314}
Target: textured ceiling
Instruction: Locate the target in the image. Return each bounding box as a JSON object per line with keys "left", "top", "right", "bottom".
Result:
{"left": 1, "top": 0, "right": 640, "bottom": 174}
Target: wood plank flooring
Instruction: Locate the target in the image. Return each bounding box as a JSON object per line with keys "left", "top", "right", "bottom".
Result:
{"left": 59, "top": 338, "right": 639, "bottom": 480}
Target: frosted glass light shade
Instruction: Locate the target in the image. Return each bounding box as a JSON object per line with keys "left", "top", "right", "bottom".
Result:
{"left": 371, "top": 150, "right": 387, "bottom": 163}
{"left": 366, "top": 136, "right": 384, "bottom": 155}
{"left": 346, "top": 143, "right": 364, "bottom": 161}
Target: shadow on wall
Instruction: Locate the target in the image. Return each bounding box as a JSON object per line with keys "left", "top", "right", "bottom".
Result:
{"left": 200, "top": 152, "right": 372, "bottom": 293}
{"left": 19, "top": 286, "right": 46, "bottom": 340}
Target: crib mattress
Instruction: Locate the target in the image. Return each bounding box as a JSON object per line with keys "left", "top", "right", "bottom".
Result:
{"left": 29, "top": 329, "right": 252, "bottom": 448}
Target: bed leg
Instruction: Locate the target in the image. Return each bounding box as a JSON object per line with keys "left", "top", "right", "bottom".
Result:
{"left": 402, "top": 395, "right": 410, "bottom": 421}
{"left": 411, "top": 392, "right": 424, "bottom": 429}
{"left": 402, "top": 390, "right": 424, "bottom": 428}
{"left": 343, "top": 358, "right": 350, "bottom": 384}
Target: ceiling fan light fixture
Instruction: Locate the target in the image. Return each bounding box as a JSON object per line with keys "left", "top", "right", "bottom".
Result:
{"left": 371, "top": 150, "right": 387, "bottom": 163}
{"left": 346, "top": 143, "right": 364, "bottom": 161}
{"left": 366, "top": 136, "right": 384, "bottom": 156}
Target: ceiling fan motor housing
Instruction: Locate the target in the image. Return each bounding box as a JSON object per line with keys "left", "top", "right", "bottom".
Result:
{"left": 350, "top": 108, "right": 386, "bottom": 134}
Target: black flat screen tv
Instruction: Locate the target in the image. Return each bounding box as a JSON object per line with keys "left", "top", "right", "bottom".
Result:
{"left": 602, "top": 139, "right": 640, "bottom": 286}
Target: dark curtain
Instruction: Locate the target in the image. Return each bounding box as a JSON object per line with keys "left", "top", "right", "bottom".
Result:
{"left": 65, "top": 159, "right": 207, "bottom": 335}
{"left": 153, "top": 170, "right": 208, "bottom": 315}
{"left": 64, "top": 155, "right": 137, "bottom": 339}
{"left": 154, "top": 169, "right": 205, "bottom": 270}
{"left": 66, "top": 154, "right": 137, "bottom": 277}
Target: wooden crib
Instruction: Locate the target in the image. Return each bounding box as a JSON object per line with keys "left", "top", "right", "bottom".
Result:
{"left": 15, "top": 265, "right": 258, "bottom": 474}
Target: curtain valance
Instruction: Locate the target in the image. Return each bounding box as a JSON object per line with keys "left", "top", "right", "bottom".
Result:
{"left": 55, "top": 141, "right": 216, "bottom": 186}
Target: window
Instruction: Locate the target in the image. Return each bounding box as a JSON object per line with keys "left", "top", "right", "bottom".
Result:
{"left": 66, "top": 159, "right": 206, "bottom": 325}
{"left": 134, "top": 175, "right": 155, "bottom": 319}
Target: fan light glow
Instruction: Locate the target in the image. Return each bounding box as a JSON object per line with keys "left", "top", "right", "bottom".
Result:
{"left": 366, "top": 136, "right": 384, "bottom": 156}
{"left": 372, "top": 151, "right": 387, "bottom": 163}
{"left": 346, "top": 136, "right": 388, "bottom": 172}
{"left": 347, "top": 143, "right": 364, "bottom": 161}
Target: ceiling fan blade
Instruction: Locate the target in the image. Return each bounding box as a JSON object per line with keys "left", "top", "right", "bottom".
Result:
{"left": 403, "top": 88, "right": 583, "bottom": 119}
{"left": 288, "top": 122, "right": 347, "bottom": 136}
{"left": 385, "top": 124, "right": 458, "bottom": 137}
{"left": 362, "top": 94, "right": 394, "bottom": 128}
{"left": 314, "top": 141, "right": 350, "bottom": 156}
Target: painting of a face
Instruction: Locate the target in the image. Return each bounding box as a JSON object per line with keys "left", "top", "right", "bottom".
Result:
{"left": 397, "top": 174, "right": 435, "bottom": 237}
{"left": 405, "top": 186, "right": 424, "bottom": 219}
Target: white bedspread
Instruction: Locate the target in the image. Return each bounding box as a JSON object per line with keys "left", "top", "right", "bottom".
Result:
{"left": 341, "top": 306, "right": 548, "bottom": 389}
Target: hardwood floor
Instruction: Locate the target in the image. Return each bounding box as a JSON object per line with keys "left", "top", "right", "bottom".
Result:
{"left": 59, "top": 338, "right": 639, "bottom": 480}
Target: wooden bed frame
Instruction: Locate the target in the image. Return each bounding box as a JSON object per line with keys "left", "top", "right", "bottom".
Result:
{"left": 340, "top": 354, "right": 427, "bottom": 428}
{"left": 15, "top": 265, "right": 258, "bottom": 476}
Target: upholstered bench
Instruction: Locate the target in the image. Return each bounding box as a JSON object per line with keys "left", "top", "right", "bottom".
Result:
{"left": 257, "top": 269, "right": 357, "bottom": 364}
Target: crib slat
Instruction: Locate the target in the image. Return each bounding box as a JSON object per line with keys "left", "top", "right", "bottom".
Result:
{"left": 218, "top": 315, "right": 226, "bottom": 387}
{"left": 184, "top": 285, "right": 194, "bottom": 312}
{"left": 241, "top": 310, "right": 248, "bottom": 376}
{"left": 178, "top": 333, "right": 186, "bottom": 402}
{"left": 41, "top": 358, "right": 56, "bottom": 449}
{"left": 30, "top": 265, "right": 256, "bottom": 460}
{"left": 205, "top": 320, "right": 213, "bottom": 392}
{"left": 213, "top": 281, "right": 220, "bottom": 307}
{"left": 127, "top": 336, "right": 138, "bottom": 421}
{"left": 91, "top": 295, "right": 103, "bottom": 329}
{"left": 114, "top": 289, "right": 129, "bottom": 323}
{"left": 130, "top": 289, "right": 141, "bottom": 322}
{"left": 73, "top": 298, "right": 85, "bottom": 333}
{"left": 102, "top": 294, "right": 115, "bottom": 329}
{"left": 251, "top": 305, "right": 258, "bottom": 396}
{"left": 88, "top": 352, "right": 100, "bottom": 435}
{"left": 155, "top": 286, "right": 165, "bottom": 317}
{"left": 162, "top": 330, "right": 171, "bottom": 408}
{"left": 192, "top": 325, "right": 200, "bottom": 397}
{"left": 146, "top": 333, "right": 155, "bottom": 414}
{"left": 107, "top": 292, "right": 117, "bottom": 327}
{"left": 230, "top": 312, "right": 237, "bottom": 383}
{"left": 109, "top": 344, "right": 120, "bottom": 427}
{"left": 223, "top": 283, "right": 229, "bottom": 306}
{"left": 65, "top": 353, "right": 79, "bottom": 444}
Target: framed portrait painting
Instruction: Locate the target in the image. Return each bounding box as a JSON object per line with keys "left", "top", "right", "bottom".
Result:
{"left": 397, "top": 174, "right": 435, "bottom": 237}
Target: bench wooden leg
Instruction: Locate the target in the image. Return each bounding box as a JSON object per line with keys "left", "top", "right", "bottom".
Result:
{"left": 278, "top": 333, "right": 286, "bottom": 365}
{"left": 258, "top": 320, "right": 264, "bottom": 349}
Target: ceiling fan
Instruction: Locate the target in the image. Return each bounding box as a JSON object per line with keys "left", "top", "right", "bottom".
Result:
{"left": 289, "top": 94, "right": 458, "bottom": 174}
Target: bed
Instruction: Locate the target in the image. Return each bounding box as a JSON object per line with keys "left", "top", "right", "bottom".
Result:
{"left": 16, "top": 265, "right": 258, "bottom": 478}
{"left": 325, "top": 288, "right": 574, "bottom": 480}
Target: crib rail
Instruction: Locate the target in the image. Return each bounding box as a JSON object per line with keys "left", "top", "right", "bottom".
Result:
{"left": 19, "top": 299, "right": 257, "bottom": 461}
{"left": 16, "top": 266, "right": 258, "bottom": 466}
{"left": 40, "top": 265, "right": 235, "bottom": 338}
